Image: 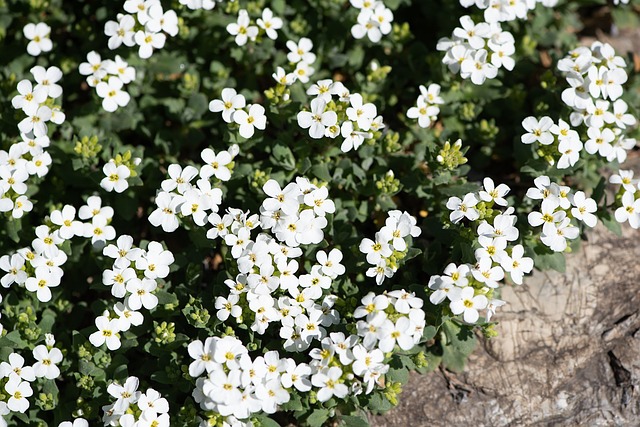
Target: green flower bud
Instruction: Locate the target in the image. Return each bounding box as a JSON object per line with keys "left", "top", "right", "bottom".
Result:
{"left": 153, "top": 321, "right": 177, "bottom": 344}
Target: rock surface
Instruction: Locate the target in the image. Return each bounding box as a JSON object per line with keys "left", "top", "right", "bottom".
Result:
{"left": 372, "top": 223, "right": 640, "bottom": 427}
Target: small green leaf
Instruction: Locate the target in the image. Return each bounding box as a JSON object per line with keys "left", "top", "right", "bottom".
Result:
{"left": 311, "top": 163, "right": 332, "bottom": 182}
{"left": 340, "top": 414, "right": 370, "bottom": 427}
{"left": 306, "top": 408, "right": 331, "bottom": 427}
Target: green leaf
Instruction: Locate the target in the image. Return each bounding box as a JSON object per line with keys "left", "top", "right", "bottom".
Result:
{"left": 340, "top": 414, "right": 370, "bottom": 427}
{"left": 306, "top": 408, "right": 331, "bottom": 427}
{"left": 441, "top": 320, "right": 477, "bottom": 373}
{"left": 422, "top": 325, "right": 437, "bottom": 341}
{"left": 271, "top": 143, "right": 296, "bottom": 171}
{"left": 311, "top": 163, "right": 332, "bottom": 182}
{"left": 533, "top": 250, "right": 566, "bottom": 273}
{"left": 601, "top": 212, "right": 622, "bottom": 237}
{"left": 155, "top": 290, "right": 179, "bottom": 305}
{"left": 6, "top": 217, "right": 22, "bottom": 243}
{"left": 255, "top": 415, "right": 280, "bottom": 427}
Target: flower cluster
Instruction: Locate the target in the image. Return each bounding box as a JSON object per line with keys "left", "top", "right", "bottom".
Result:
{"left": 611, "top": 170, "right": 640, "bottom": 229}
{"left": 297, "top": 81, "right": 385, "bottom": 152}
{"left": 360, "top": 210, "right": 421, "bottom": 285}
{"left": 0, "top": 337, "right": 63, "bottom": 417}
{"left": 190, "top": 289, "right": 425, "bottom": 426}
{"left": 79, "top": 52, "right": 136, "bottom": 112}
{"left": 435, "top": 177, "right": 534, "bottom": 322}
{"left": 179, "top": 0, "right": 220, "bottom": 10}
{"left": 349, "top": 0, "right": 394, "bottom": 43}
{"left": 106, "top": 0, "right": 179, "bottom": 58}
{"left": 4, "top": 66, "right": 66, "bottom": 218}
{"left": 209, "top": 89, "right": 267, "bottom": 139}
{"left": 23, "top": 22, "right": 52, "bottom": 56}
{"left": 193, "top": 179, "right": 343, "bottom": 355}
{"left": 407, "top": 83, "right": 444, "bottom": 129}
{"left": 525, "top": 176, "right": 597, "bottom": 251}
{"left": 102, "top": 376, "right": 170, "bottom": 427}
{"left": 1, "top": 196, "right": 117, "bottom": 304}
{"left": 437, "top": 15, "right": 516, "bottom": 85}
{"left": 282, "top": 37, "right": 318, "bottom": 85}
{"left": 459, "top": 0, "right": 557, "bottom": 24}
{"left": 552, "top": 42, "right": 637, "bottom": 165}
{"left": 226, "top": 8, "right": 283, "bottom": 46}
{"left": 89, "top": 237, "right": 174, "bottom": 351}
{"left": 149, "top": 145, "right": 238, "bottom": 232}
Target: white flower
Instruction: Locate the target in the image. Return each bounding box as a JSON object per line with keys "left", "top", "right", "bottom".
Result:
{"left": 107, "top": 376, "right": 141, "bottom": 413}
{"left": 32, "top": 345, "right": 63, "bottom": 379}
{"left": 105, "top": 55, "right": 136, "bottom": 84}
{"left": 187, "top": 338, "right": 217, "bottom": 377}
{"left": 134, "top": 30, "right": 166, "bottom": 58}
{"left": 521, "top": 116, "right": 554, "bottom": 145}
{"left": 58, "top": 419, "right": 89, "bottom": 427}
{"left": 540, "top": 217, "right": 579, "bottom": 251}
{"left": 293, "top": 61, "right": 314, "bottom": 83}
{"left": 209, "top": 88, "right": 246, "bottom": 123}
{"left": 286, "top": 37, "right": 316, "bottom": 64}
{"left": 461, "top": 49, "right": 498, "bottom": 85}
{"left": 105, "top": 14, "right": 136, "bottom": 49}
{"left": 407, "top": 97, "right": 439, "bottom": 128}
{"left": 215, "top": 294, "right": 242, "bottom": 321}
{"left": 446, "top": 193, "right": 480, "bottom": 223}
{"left": 0, "top": 166, "right": 29, "bottom": 195}
{"left": 570, "top": 191, "right": 598, "bottom": 228}
{"left": 100, "top": 161, "right": 131, "bottom": 193}
{"left": 50, "top": 205, "right": 83, "bottom": 240}
{"left": 146, "top": 4, "right": 179, "bottom": 37}
{"left": 359, "top": 233, "right": 392, "bottom": 265}
{"left": 471, "top": 256, "right": 504, "bottom": 288}
{"left": 83, "top": 215, "right": 117, "bottom": 246}
{"left": 25, "top": 266, "right": 61, "bottom": 302}
{"left": 0, "top": 254, "right": 28, "bottom": 288}
{"left": 31, "top": 65, "right": 63, "bottom": 99}
{"left": 557, "top": 138, "right": 583, "bottom": 169}
{"left": 614, "top": 191, "right": 640, "bottom": 229}
{"left": 0, "top": 353, "right": 36, "bottom": 382}
{"left": 584, "top": 127, "right": 614, "bottom": 157}
{"left": 498, "top": 245, "right": 534, "bottom": 285}
{"left": 226, "top": 10, "right": 258, "bottom": 46}
{"left": 346, "top": 93, "right": 377, "bottom": 131}
{"left": 161, "top": 164, "right": 198, "bottom": 193}
{"left": 96, "top": 77, "right": 131, "bottom": 112}
{"left": 297, "top": 98, "right": 338, "bottom": 139}
{"left": 303, "top": 186, "right": 335, "bottom": 216}
{"left": 79, "top": 195, "right": 114, "bottom": 220}
{"left": 257, "top": 8, "right": 282, "bottom": 40}
{"left": 149, "top": 192, "right": 181, "bottom": 232}
{"left": 450, "top": 286, "right": 488, "bottom": 323}
{"left": 351, "top": 9, "right": 382, "bottom": 42}
{"left": 4, "top": 376, "right": 33, "bottom": 413}
{"left": 12, "top": 79, "right": 48, "bottom": 114}
{"left": 311, "top": 367, "right": 349, "bottom": 402}
{"left": 233, "top": 104, "right": 267, "bottom": 139}
{"left": 454, "top": 15, "right": 490, "bottom": 49}
{"left": 609, "top": 170, "right": 638, "bottom": 193}
{"left": 478, "top": 177, "right": 509, "bottom": 206}
{"left": 23, "top": 22, "right": 52, "bottom": 56}
{"left": 125, "top": 278, "right": 159, "bottom": 310}
{"left": 18, "top": 105, "right": 52, "bottom": 137}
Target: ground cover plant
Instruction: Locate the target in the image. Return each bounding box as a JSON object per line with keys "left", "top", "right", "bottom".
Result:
{"left": 0, "top": 0, "right": 639, "bottom": 426}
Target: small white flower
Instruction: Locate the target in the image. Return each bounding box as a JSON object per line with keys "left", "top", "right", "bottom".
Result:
{"left": 23, "top": 22, "right": 52, "bottom": 56}
{"left": 100, "top": 162, "right": 131, "bottom": 193}
{"left": 257, "top": 8, "right": 282, "bottom": 40}
{"left": 233, "top": 104, "right": 267, "bottom": 139}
